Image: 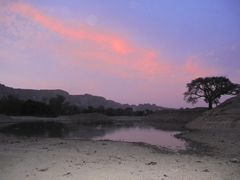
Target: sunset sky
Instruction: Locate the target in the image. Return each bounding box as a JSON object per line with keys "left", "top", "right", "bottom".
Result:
{"left": 1, "top": 0, "right": 240, "bottom": 108}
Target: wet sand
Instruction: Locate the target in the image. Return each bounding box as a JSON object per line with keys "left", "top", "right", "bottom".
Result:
{"left": 0, "top": 133, "right": 240, "bottom": 180}
{"left": 179, "top": 129, "right": 240, "bottom": 158}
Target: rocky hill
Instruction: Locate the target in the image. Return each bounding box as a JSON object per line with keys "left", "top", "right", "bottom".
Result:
{"left": 0, "top": 83, "right": 167, "bottom": 111}
{"left": 186, "top": 95, "right": 240, "bottom": 130}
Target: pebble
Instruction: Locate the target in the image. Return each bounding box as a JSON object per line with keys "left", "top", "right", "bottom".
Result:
{"left": 146, "top": 162, "right": 157, "bottom": 165}
{"left": 229, "top": 158, "right": 240, "bottom": 163}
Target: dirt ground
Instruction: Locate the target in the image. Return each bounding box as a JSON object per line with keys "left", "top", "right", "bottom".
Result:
{"left": 0, "top": 132, "right": 240, "bottom": 180}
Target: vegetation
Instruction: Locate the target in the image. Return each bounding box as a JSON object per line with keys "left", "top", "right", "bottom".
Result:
{"left": 0, "top": 95, "right": 152, "bottom": 117}
{"left": 184, "top": 76, "right": 240, "bottom": 109}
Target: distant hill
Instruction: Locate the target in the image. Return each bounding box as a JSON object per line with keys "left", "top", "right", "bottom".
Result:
{"left": 186, "top": 95, "right": 240, "bottom": 130}
{"left": 0, "top": 83, "right": 168, "bottom": 111}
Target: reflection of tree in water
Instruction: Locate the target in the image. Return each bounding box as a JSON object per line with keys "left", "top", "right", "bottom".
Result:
{"left": 0, "top": 121, "right": 69, "bottom": 137}
{"left": 0, "top": 121, "right": 192, "bottom": 151}
{"left": 66, "top": 124, "right": 112, "bottom": 139}
{"left": 0, "top": 121, "right": 139, "bottom": 139}
{"left": 66, "top": 123, "right": 139, "bottom": 139}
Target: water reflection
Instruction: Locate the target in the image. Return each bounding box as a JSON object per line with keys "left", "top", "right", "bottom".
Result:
{"left": 65, "top": 123, "right": 187, "bottom": 151}
{"left": 92, "top": 126, "right": 187, "bottom": 151}
{"left": 0, "top": 121, "right": 188, "bottom": 151}
{"left": 0, "top": 121, "right": 69, "bottom": 137}
{"left": 66, "top": 124, "right": 108, "bottom": 139}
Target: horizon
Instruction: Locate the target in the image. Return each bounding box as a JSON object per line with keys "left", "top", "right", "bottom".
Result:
{"left": 1, "top": 0, "right": 240, "bottom": 108}
{"left": 0, "top": 82, "right": 236, "bottom": 109}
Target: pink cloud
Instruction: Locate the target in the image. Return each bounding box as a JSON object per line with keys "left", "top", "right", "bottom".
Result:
{"left": 7, "top": 2, "right": 172, "bottom": 78}
{"left": 185, "top": 56, "right": 220, "bottom": 78}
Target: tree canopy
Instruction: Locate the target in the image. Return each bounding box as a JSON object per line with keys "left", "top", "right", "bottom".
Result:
{"left": 0, "top": 95, "right": 152, "bottom": 117}
{"left": 184, "top": 76, "right": 240, "bottom": 109}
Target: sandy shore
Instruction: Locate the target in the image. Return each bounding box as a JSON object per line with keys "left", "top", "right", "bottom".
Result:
{"left": 0, "top": 133, "right": 239, "bottom": 180}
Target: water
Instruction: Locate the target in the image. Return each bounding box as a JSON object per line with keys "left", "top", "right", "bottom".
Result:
{"left": 0, "top": 121, "right": 188, "bottom": 151}
{"left": 92, "top": 126, "right": 187, "bottom": 151}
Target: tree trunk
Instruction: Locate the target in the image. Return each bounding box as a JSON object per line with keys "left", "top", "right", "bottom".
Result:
{"left": 208, "top": 101, "right": 213, "bottom": 109}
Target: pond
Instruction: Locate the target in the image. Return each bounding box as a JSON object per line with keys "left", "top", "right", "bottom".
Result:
{"left": 92, "top": 126, "right": 187, "bottom": 151}
{"left": 0, "top": 121, "right": 189, "bottom": 152}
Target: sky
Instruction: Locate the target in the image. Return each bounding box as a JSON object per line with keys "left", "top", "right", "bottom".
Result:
{"left": 0, "top": 0, "right": 240, "bottom": 108}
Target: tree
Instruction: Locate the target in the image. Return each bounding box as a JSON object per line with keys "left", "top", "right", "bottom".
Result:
{"left": 21, "top": 99, "right": 49, "bottom": 116}
{"left": 184, "top": 76, "right": 240, "bottom": 109}
{"left": 49, "top": 95, "right": 66, "bottom": 116}
{"left": 0, "top": 95, "right": 23, "bottom": 115}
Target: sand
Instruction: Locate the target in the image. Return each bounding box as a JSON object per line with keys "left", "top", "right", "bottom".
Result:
{"left": 0, "top": 133, "right": 240, "bottom": 180}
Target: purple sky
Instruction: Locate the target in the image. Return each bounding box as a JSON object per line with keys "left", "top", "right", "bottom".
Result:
{"left": 0, "top": 0, "right": 240, "bottom": 108}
